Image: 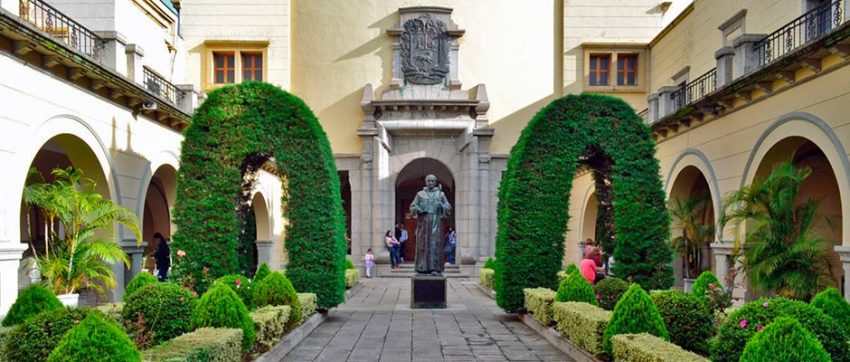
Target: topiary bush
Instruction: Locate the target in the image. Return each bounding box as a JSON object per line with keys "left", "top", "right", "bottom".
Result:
{"left": 253, "top": 263, "right": 271, "bottom": 284}
{"left": 552, "top": 302, "right": 612, "bottom": 357}
{"left": 143, "top": 328, "right": 242, "bottom": 362}
{"left": 593, "top": 277, "right": 628, "bottom": 311}
{"left": 250, "top": 305, "right": 291, "bottom": 353}
{"left": 192, "top": 283, "right": 254, "bottom": 350}
{"left": 711, "top": 297, "right": 850, "bottom": 362}
{"left": 691, "top": 271, "right": 721, "bottom": 298}
{"left": 565, "top": 263, "right": 579, "bottom": 275}
{"left": 345, "top": 269, "right": 360, "bottom": 289}
{"left": 125, "top": 272, "right": 158, "bottom": 298}
{"left": 810, "top": 287, "right": 850, "bottom": 327}
{"left": 344, "top": 259, "right": 355, "bottom": 270}
{"left": 253, "top": 271, "right": 301, "bottom": 331}
{"left": 612, "top": 334, "right": 709, "bottom": 362}
{"left": 555, "top": 271, "right": 598, "bottom": 306}
{"left": 122, "top": 282, "right": 197, "bottom": 348}
{"left": 2, "top": 308, "right": 99, "bottom": 361}
{"left": 1, "top": 284, "right": 63, "bottom": 327}
{"left": 484, "top": 257, "right": 496, "bottom": 270}
{"left": 602, "top": 284, "right": 669, "bottom": 354}
{"left": 46, "top": 314, "right": 140, "bottom": 362}
{"left": 651, "top": 290, "right": 713, "bottom": 355}
{"left": 495, "top": 94, "right": 672, "bottom": 311}
{"left": 297, "top": 293, "right": 317, "bottom": 325}
{"left": 480, "top": 268, "right": 495, "bottom": 289}
{"left": 214, "top": 274, "right": 254, "bottom": 310}
{"left": 173, "top": 82, "right": 347, "bottom": 308}
{"left": 524, "top": 288, "right": 557, "bottom": 326}
{"left": 739, "top": 317, "right": 830, "bottom": 362}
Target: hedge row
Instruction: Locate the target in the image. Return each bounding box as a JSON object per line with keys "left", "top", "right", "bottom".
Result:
{"left": 143, "top": 328, "right": 242, "bottom": 362}
{"left": 345, "top": 269, "right": 360, "bottom": 289}
{"left": 611, "top": 334, "right": 709, "bottom": 362}
{"left": 95, "top": 303, "right": 124, "bottom": 324}
{"left": 523, "top": 288, "right": 556, "bottom": 326}
{"left": 552, "top": 302, "right": 612, "bottom": 357}
{"left": 297, "top": 293, "right": 318, "bottom": 325}
{"left": 480, "top": 268, "right": 494, "bottom": 289}
{"left": 250, "top": 305, "right": 291, "bottom": 353}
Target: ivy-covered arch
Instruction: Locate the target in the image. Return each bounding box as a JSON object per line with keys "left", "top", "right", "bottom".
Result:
{"left": 495, "top": 94, "right": 672, "bottom": 311}
{"left": 173, "top": 82, "right": 346, "bottom": 308}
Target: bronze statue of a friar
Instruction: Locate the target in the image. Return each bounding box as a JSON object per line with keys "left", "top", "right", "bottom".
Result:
{"left": 409, "top": 174, "right": 452, "bottom": 275}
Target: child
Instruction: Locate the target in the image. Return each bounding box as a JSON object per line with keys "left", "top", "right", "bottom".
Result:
{"left": 364, "top": 248, "right": 375, "bottom": 278}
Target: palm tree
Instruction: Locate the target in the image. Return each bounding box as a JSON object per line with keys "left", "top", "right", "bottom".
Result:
{"left": 723, "top": 162, "right": 835, "bottom": 300}
{"left": 23, "top": 168, "right": 141, "bottom": 295}
{"left": 669, "top": 193, "right": 715, "bottom": 279}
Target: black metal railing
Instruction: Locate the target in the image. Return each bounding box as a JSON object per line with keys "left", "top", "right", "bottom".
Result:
{"left": 143, "top": 67, "right": 179, "bottom": 105}
{"left": 755, "top": 0, "right": 843, "bottom": 66}
{"left": 19, "top": 0, "right": 105, "bottom": 61}
{"left": 670, "top": 68, "right": 717, "bottom": 112}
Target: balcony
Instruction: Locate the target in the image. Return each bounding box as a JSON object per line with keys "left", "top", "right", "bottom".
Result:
{"left": 669, "top": 68, "right": 717, "bottom": 114}
{"left": 143, "top": 67, "right": 179, "bottom": 105}
{"left": 18, "top": 0, "right": 104, "bottom": 62}
{"left": 755, "top": 1, "right": 844, "bottom": 66}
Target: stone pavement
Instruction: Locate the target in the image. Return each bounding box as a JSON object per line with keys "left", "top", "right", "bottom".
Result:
{"left": 282, "top": 277, "right": 573, "bottom": 362}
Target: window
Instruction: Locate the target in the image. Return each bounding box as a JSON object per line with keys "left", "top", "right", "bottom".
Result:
{"left": 617, "top": 54, "right": 638, "bottom": 86}
{"left": 241, "top": 53, "right": 263, "bottom": 82}
{"left": 589, "top": 54, "right": 610, "bottom": 86}
{"left": 213, "top": 52, "right": 235, "bottom": 84}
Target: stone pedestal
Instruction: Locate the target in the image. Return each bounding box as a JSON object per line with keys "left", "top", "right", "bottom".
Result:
{"left": 411, "top": 275, "right": 446, "bottom": 309}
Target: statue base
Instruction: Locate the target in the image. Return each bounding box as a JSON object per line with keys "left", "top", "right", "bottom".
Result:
{"left": 410, "top": 275, "right": 447, "bottom": 309}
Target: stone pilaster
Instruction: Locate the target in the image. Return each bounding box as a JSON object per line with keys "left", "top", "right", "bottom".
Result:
{"left": 657, "top": 86, "right": 680, "bottom": 119}
{"left": 732, "top": 34, "right": 767, "bottom": 79}
{"left": 835, "top": 245, "right": 850, "bottom": 301}
{"left": 0, "top": 243, "right": 27, "bottom": 316}
{"left": 714, "top": 46, "right": 735, "bottom": 88}
{"left": 646, "top": 93, "right": 659, "bottom": 123}
{"left": 125, "top": 44, "right": 144, "bottom": 85}
{"left": 711, "top": 241, "right": 748, "bottom": 305}
{"left": 94, "top": 31, "right": 127, "bottom": 75}
{"left": 256, "top": 240, "right": 273, "bottom": 267}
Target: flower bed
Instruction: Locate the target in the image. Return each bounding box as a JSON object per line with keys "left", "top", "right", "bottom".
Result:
{"left": 143, "top": 328, "right": 242, "bottom": 362}
{"left": 480, "top": 268, "right": 494, "bottom": 289}
{"left": 250, "top": 305, "right": 291, "bottom": 353}
{"left": 523, "top": 288, "right": 557, "bottom": 326}
{"left": 612, "top": 334, "right": 709, "bottom": 362}
{"left": 552, "top": 301, "right": 612, "bottom": 357}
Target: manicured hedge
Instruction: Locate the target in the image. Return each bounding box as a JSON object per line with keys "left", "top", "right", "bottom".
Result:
{"left": 552, "top": 302, "right": 612, "bottom": 357}
{"left": 253, "top": 272, "right": 301, "bottom": 331}
{"left": 122, "top": 282, "right": 196, "bottom": 348}
{"left": 214, "top": 274, "right": 254, "bottom": 310}
{"left": 192, "top": 284, "right": 255, "bottom": 350}
{"left": 125, "top": 272, "right": 158, "bottom": 297}
{"left": 2, "top": 307, "right": 99, "bottom": 361}
{"left": 345, "top": 269, "right": 360, "bottom": 289}
{"left": 593, "top": 277, "right": 628, "bottom": 310}
{"left": 250, "top": 305, "right": 291, "bottom": 353}
{"left": 651, "top": 290, "right": 713, "bottom": 354}
{"left": 0, "top": 326, "right": 11, "bottom": 359}
{"left": 253, "top": 263, "right": 271, "bottom": 284}
{"left": 95, "top": 303, "right": 124, "bottom": 324}
{"left": 143, "top": 328, "right": 242, "bottom": 362}
{"left": 691, "top": 271, "right": 721, "bottom": 299}
{"left": 298, "top": 293, "right": 318, "bottom": 325}
{"left": 603, "top": 284, "right": 669, "bottom": 354}
{"left": 711, "top": 297, "right": 849, "bottom": 362}
{"left": 612, "top": 334, "right": 709, "bottom": 362}
{"left": 480, "top": 268, "right": 495, "bottom": 289}
{"left": 46, "top": 314, "right": 140, "bottom": 362}
{"left": 523, "top": 288, "right": 557, "bottom": 326}
{"left": 810, "top": 287, "right": 850, "bottom": 327}
{"left": 1, "top": 284, "right": 62, "bottom": 327}
{"left": 739, "top": 317, "right": 830, "bottom": 362}
{"left": 495, "top": 94, "right": 672, "bottom": 311}
{"left": 483, "top": 257, "right": 496, "bottom": 270}
{"left": 555, "top": 272, "right": 597, "bottom": 306}
{"left": 173, "top": 82, "right": 347, "bottom": 308}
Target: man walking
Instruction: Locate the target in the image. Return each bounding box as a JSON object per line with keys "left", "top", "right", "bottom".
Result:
{"left": 398, "top": 223, "right": 409, "bottom": 262}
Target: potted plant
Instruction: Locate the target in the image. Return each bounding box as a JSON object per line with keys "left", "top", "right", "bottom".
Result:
{"left": 23, "top": 167, "right": 140, "bottom": 306}
{"left": 668, "top": 193, "right": 714, "bottom": 291}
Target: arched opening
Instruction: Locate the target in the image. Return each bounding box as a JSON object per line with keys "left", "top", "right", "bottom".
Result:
{"left": 580, "top": 192, "right": 599, "bottom": 246}
{"left": 19, "top": 135, "right": 111, "bottom": 294}
{"left": 249, "top": 191, "right": 271, "bottom": 274}
{"left": 395, "top": 158, "right": 455, "bottom": 263}
{"left": 667, "top": 165, "right": 715, "bottom": 288}
{"left": 142, "top": 165, "right": 177, "bottom": 276}
{"left": 753, "top": 137, "right": 843, "bottom": 291}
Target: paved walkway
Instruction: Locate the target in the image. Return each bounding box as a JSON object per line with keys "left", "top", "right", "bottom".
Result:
{"left": 282, "top": 278, "right": 573, "bottom": 362}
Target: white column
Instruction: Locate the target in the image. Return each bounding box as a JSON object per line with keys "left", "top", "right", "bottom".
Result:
{"left": 94, "top": 31, "right": 127, "bottom": 75}
{"left": 256, "top": 240, "right": 273, "bottom": 267}
{"left": 125, "top": 44, "right": 145, "bottom": 85}
{"left": 732, "top": 34, "right": 767, "bottom": 79}
{"left": 0, "top": 244, "right": 27, "bottom": 316}
{"left": 835, "top": 246, "right": 850, "bottom": 301}
{"left": 714, "top": 46, "right": 735, "bottom": 88}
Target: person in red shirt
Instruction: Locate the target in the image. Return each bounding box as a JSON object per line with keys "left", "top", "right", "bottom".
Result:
{"left": 579, "top": 252, "right": 598, "bottom": 285}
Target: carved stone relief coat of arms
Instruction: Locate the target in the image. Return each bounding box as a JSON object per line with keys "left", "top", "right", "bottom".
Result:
{"left": 401, "top": 14, "right": 449, "bottom": 85}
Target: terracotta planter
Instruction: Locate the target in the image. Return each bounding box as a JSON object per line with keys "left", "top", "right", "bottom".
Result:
{"left": 57, "top": 293, "right": 79, "bottom": 307}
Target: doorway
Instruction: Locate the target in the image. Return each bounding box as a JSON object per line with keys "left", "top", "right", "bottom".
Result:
{"left": 395, "top": 158, "right": 455, "bottom": 263}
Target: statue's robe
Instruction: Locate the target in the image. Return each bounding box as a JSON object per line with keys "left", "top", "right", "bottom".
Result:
{"left": 409, "top": 187, "right": 452, "bottom": 274}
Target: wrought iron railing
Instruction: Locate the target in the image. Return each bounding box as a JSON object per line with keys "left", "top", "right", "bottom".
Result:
{"left": 19, "top": 0, "right": 105, "bottom": 61}
{"left": 143, "top": 67, "right": 179, "bottom": 105}
{"left": 670, "top": 68, "right": 717, "bottom": 112}
{"left": 755, "top": 0, "right": 843, "bottom": 66}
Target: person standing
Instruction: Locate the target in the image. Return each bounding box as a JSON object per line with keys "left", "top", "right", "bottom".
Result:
{"left": 153, "top": 232, "right": 170, "bottom": 282}
{"left": 364, "top": 248, "right": 375, "bottom": 278}
{"left": 444, "top": 227, "right": 457, "bottom": 264}
{"left": 385, "top": 230, "right": 400, "bottom": 268}
{"left": 398, "top": 223, "right": 409, "bottom": 263}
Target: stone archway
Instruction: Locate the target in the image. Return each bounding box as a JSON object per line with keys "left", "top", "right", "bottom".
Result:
{"left": 395, "top": 158, "right": 456, "bottom": 263}
{"left": 495, "top": 94, "right": 671, "bottom": 311}
{"left": 667, "top": 165, "right": 715, "bottom": 287}
{"left": 141, "top": 164, "right": 176, "bottom": 277}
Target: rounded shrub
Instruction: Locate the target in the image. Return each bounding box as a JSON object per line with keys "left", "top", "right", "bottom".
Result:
{"left": 564, "top": 264, "right": 579, "bottom": 275}
{"left": 739, "top": 317, "right": 830, "bottom": 362}
{"left": 555, "top": 271, "right": 597, "bottom": 306}
{"left": 125, "top": 272, "right": 158, "bottom": 297}
{"left": 651, "top": 290, "right": 713, "bottom": 354}
{"left": 495, "top": 94, "right": 672, "bottom": 312}
{"left": 1, "top": 284, "right": 63, "bottom": 326}
{"left": 483, "top": 257, "right": 496, "bottom": 270}
{"left": 46, "top": 314, "right": 140, "bottom": 362}
{"left": 711, "top": 297, "right": 850, "bottom": 362}
{"left": 253, "top": 271, "right": 301, "bottom": 330}
{"left": 691, "top": 271, "right": 721, "bottom": 299}
{"left": 214, "top": 274, "right": 254, "bottom": 309}
{"left": 2, "top": 308, "right": 99, "bottom": 361}
{"left": 253, "top": 263, "right": 271, "bottom": 283}
{"left": 192, "top": 283, "right": 254, "bottom": 349}
{"left": 593, "top": 277, "right": 629, "bottom": 311}
{"left": 810, "top": 287, "right": 850, "bottom": 327}
{"left": 121, "top": 282, "right": 196, "bottom": 348}
{"left": 602, "top": 284, "right": 669, "bottom": 354}
{"left": 345, "top": 259, "right": 355, "bottom": 270}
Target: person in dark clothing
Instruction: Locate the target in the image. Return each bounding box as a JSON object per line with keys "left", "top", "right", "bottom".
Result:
{"left": 153, "top": 232, "right": 170, "bottom": 282}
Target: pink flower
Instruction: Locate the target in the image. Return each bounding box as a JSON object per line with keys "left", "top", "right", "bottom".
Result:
{"left": 757, "top": 325, "right": 764, "bottom": 332}
{"left": 762, "top": 301, "right": 769, "bottom": 308}
{"left": 596, "top": 294, "right": 601, "bottom": 300}
{"left": 740, "top": 319, "right": 748, "bottom": 328}
{"left": 235, "top": 279, "right": 242, "bottom": 288}
{"left": 177, "top": 250, "right": 186, "bottom": 257}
